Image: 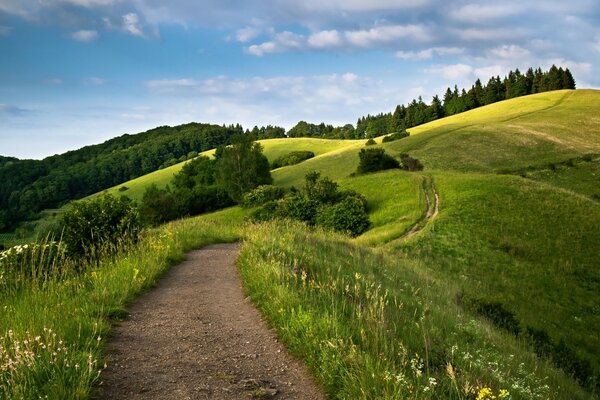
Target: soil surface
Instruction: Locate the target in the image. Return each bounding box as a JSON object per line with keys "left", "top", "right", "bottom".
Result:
{"left": 94, "top": 243, "right": 324, "bottom": 400}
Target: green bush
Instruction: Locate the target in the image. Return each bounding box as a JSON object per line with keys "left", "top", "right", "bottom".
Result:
{"left": 381, "top": 130, "right": 409, "bottom": 143}
{"left": 61, "top": 194, "right": 140, "bottom": 259}
{"left": 365, "top": 138, "right": 376, "bottom": 146}
{"left": 241, "top": 185, "right": 285, "bottom": 208}
{"left": 316, "top": 195, "right": 370, "bottom": 236}
{"left": 400, "top": 153, "right": 424, "bottom": 171}
{"left": 271, "top": 151, "right": 315, "bottom": 169}
{"left": 356, "top": 148, "right": 400, "bottom": 174}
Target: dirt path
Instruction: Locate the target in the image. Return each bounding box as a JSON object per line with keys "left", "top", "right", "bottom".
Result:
{"left": 399, "top": 176, "right": 439, "bottom": 240}
{"left": 94, "top": 243, "right": 324, "bottom": 400}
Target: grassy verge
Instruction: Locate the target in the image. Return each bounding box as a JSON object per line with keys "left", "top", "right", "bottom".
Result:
{"left": 237, "top": 221, "right": 589, "bottom": 399}
{"left": 0, "top": 207, "right": 245, "bottom": 399}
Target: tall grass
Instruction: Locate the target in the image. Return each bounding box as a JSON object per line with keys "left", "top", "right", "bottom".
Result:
{"left": 237, "top": 221, "right": 590, "bottom": 399}
{"left": 0, "top": 207, "right": 244, "bottom": 399}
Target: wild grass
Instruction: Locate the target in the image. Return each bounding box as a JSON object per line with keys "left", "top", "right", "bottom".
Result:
{"left": 389, "top": 172, "right": 600, "bottom": 380}
{"left": 0, "top": 207, "right": 245, "bottom": 399}
{"left": 238, "top": 221, "right": 590, "bottom": 399}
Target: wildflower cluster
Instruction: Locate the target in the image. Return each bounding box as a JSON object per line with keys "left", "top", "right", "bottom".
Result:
{"left": 0, "top": 328, "right": 103, "bottom": 399}
{"left": 0, "top": 241, "right": 67, "bottom": 288}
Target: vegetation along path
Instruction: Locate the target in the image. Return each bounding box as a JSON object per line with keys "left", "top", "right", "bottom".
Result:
{"left": 95, "top": 243, "right": 324, "bottom": 400}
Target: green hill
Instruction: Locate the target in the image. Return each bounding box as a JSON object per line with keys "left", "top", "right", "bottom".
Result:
{"left": 11, "top": 89, "right": 599, "bottom": 398}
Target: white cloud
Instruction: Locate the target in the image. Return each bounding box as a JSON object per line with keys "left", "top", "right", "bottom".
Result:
{"left": 246, "top": 31, "right": 305, "bottom": 56}
{"left": 122, "top": 13, "right": 144, "bottom": 37}
{"left": 234, "top": 26, "right": 261, "bottom": 42}
{"left": 473, "top": 65, "right": 510, "bottom": 80}
{"left": 425, "top": 64, "right": 474, "bottom": 80}
{"left": 307, "top": 30, "right": 341, "bottom": 49}
{"left": 488, "top": 44, "right": 531, "bottom": 60}
{"left": 71, "top": 29, "right": 98, "bottom": 42}
{"left": 345, "top": 24, "right": 430, "bottom": 47}
{"left": 396, "top": 47, "right": 464, "bottom": 60}
{"left": 450, "top": 3, "right": 523, "bottom": 23}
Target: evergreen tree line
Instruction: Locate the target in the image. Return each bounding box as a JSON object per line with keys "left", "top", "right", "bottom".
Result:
{"left": 0, "top": 123, "right": 245, "bottom": 231}
{"left": 355, "top": 65, "right": 575, "bottom": 138}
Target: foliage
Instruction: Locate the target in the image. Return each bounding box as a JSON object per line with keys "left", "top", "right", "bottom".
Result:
{"left": 61, "top": 194, "right": 140, "bottom": 259}
{"left": 316, "top": 196, "right": 370, "bottom": 236}
{"left": 241, "top": 185, "right": 285, "bottom": 208}
{"left": 139, "top": 184, "right": 179, "bottom": 226}
{"left": 356, "top": 148, "right": 400, "bottom": 174}
{"left": 271, "top": 151, "right": 315, "bottom": 169}
{"left": 216, "top": 135, "right": 273, "bottom": 203}
{"left": 252, "top": 172, "right": 371, "bottom": 237}
{"left": 365, "top": 138, "right": 376, "bottom": 146}
{"left": 399, "top": 153, "right": 424, "bottom": 171}
{"left": 381, "top": 130, "right": 409, "bottom": 143}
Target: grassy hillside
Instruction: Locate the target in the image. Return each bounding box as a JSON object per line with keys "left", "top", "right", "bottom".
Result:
{"left": 5, "top": 89, "right": 599, "bottom": 398}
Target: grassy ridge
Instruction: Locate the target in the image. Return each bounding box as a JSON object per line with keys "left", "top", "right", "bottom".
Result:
{"left": 0, "top": 207, "right": 246, "bottom": 399}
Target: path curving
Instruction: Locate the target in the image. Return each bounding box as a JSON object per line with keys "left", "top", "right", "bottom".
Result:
{"left": 399, "top": 176, "right": 440, "bottom": 240}
{"left": 94, "top": 243, "right": 324, "bottom": 400}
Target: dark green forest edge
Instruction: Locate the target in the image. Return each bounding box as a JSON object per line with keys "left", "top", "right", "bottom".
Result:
{"left": 0, "top": 65, "right": 574, "bottom": 233}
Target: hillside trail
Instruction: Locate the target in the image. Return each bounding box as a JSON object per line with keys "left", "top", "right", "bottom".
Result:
{"left": 94, "top": 243, "right": 324, "bottom": 400}
{"left": 398, "top": 175, "right": 439, "bottom": 240}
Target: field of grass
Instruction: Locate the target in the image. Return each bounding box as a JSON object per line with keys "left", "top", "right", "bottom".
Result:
{"left": 238, "top": 221, "right": 590, "bottom": 399}
{"left": 526, "top": 157, "right": 600, "bottom": 200}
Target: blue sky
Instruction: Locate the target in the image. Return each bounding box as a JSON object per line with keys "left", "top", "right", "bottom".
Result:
{"left": 1, "top": 0, "right": 599, "bottom": 159}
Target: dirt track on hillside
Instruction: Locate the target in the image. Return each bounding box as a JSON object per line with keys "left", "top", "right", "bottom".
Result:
{"left": 94, "top": 243, "right": 324, "bottom": 400}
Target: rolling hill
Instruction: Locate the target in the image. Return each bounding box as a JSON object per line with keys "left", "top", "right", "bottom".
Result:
{"left": 11, "top": 89, "right": 599, "bottom": 398}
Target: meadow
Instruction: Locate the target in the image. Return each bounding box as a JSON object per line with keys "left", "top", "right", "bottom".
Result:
{"left": 2, "top": 89, "right": 599, "bottom": 399}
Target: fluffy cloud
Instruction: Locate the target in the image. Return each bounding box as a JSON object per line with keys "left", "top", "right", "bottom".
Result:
{"left": 344, "top": 24, "right": 430, "bottom": 47}
{"left": 122, "top": 13, "right": 144, "bottom": 37}
{"left": 449, "top": 3, "right": 523, "bottom": 23}
{"left": 307, "top": 30, "right": 342, "bottom": 49}
{"left": 234, "top": 27, "right": 261, "bottom": 43}
{"left": 71, "top": 29, "right": 98, "bottom": 42}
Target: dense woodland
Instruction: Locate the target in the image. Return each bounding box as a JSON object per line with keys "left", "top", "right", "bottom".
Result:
{"left": 0, "top": 65, "right": 576, "bottom": 232}
{"left": 0, "top": 123, "right": 244, "bottom": 230}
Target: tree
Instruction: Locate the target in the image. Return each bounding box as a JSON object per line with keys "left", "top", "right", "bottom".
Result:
{"left": 215, "top": 135, "right": 272, "bottom": 202}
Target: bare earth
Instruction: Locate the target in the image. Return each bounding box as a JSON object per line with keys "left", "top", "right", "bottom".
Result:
{"left": 94, "top": 243, "right": 324, "bottom": 400}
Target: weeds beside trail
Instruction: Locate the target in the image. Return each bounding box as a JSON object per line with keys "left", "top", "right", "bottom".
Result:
{"left": 0, "top": 208, "right": 243, "bottom": 400}
{"left": 237, "top": 221, "right": 591, "bottom": 400}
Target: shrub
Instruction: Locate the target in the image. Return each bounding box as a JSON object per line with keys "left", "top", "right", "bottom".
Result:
{"left": 468, "top": 299, "right": 521, "bottom": 336}
{"left": 279, "top": 196, "right": 319, "bottom": 225}
{"left": 241, "top": 185, "right": 285, "bottom": 208}
{"left": 139, "top": 184, "right": 179, "bottom": 226}
{"left": 316, "top": 196, "right": 370, "bottom": 236}
{"left": 365, "top": 138, "right": 376, "bottom": 146}
{"left": 399, "top": 153, "right": 424, "bottom": 171}
{"left": 271, "top": 151, "right": 315, "bottom": 169}
{"left": 61, "top": 194, "right": 140, "bottom": 259}
{"left": 356, "top": 148, "right": 400, "bottom": 174}
{"left": 381, "top": 130, "right": 409, "bottom": 143}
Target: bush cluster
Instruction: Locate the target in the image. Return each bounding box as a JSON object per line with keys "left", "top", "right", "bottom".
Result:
{"left": 241, "top": 185, "right": 285, "bottom": 208}
{"left": 400, "top": 153, "right": 424, "bottom": 171}
{"left": 271, "top": 151, "right": 315, "bottom": 169}
{"left": 61, "top": 194, "right": 140, "bottom": 260}
{"left": 356, "top": 148, "right": 399, "bottom": 174}
{"left": 250, "top": 172, "right": 370, "bottom": 237}
{"left": 381, "top": 130, "right": 409, "bottom": 143}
